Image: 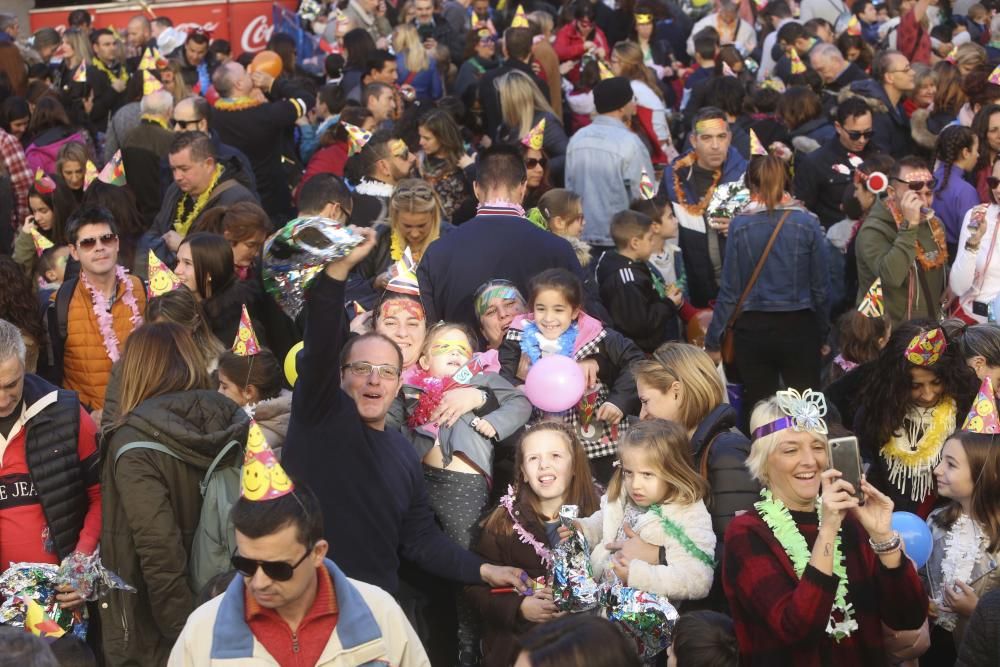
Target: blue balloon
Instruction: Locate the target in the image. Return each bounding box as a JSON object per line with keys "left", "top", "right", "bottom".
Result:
{"left": 891, "top": 511, "right": 933, "bottom": 569}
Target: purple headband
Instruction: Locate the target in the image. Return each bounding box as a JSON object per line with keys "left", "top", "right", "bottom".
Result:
{"left": 751, "top": 417, "right": 795, "bottom": 441}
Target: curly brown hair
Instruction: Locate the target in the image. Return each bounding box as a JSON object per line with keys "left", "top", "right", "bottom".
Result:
{"left": 0, "top": 256, "right": 44, "bottom": 348}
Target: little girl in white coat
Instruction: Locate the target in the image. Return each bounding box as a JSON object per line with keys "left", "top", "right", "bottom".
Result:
{"left": 575, "top": 418, "right": 716, "bottom": 602}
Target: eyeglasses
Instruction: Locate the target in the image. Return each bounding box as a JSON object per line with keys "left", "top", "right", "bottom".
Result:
{"left": 75, "top": 233, "right": 118, "bottom": 249}
{"left": 892, "top": 176, "right": 937, "bottom": 191}
{"left": 886, "top": 65, "right": 912, "bottom": 74}
{"left": 341, "top": 361, "right": 401, "bottom": 379}
{"left": 844, "top": 129, "right": 874, "bottom": 141}
{"left": 231, "top": 547, "right": 313, "bottom": 582}
{"left": 525, "top": 157, "right": 548, "bottom": 169}
{"left": 171, "top": 118, "right": 200, "bottom": 129}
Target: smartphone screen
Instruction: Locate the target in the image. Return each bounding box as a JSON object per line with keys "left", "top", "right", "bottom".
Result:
{"left": 828, "top": 436, "right": 865, "bottom": 504}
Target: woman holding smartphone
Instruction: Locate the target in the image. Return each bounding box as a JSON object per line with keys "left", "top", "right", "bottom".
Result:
{"left": 723, "top": 389, "right": 928, "bottom": 665}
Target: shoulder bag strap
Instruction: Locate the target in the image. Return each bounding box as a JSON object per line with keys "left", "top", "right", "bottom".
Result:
{"left": 722, "top": 209, "right": 792, "bottom": 331}
{"left": 113, "top": 441, "right": 183, "bottom": 469}
{"left": 201, "top": 440, "right": 241, "bottom": 496}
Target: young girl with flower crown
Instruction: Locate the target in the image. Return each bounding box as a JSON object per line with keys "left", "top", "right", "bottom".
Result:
{"left": 499, "top": 268, "right": 645, "bottom": 484}
{"left": 571, "top": 419, "right": 716, "bottom": 604}
{"left": 921, "top": 430, "right": 1000, "bottom": 661}
{"left": 465, "top": 422, "right": 600, "bottom": 667}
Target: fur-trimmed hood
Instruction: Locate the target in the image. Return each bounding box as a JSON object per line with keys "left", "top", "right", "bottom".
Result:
{"left": 838, "top": 82, "right": 890, "bottom": 114}
{"left": 565, "top": 235, "right": 592, "bottom": 267}
{"left": 910, "top": 108, "right": 937, "bottom": 150}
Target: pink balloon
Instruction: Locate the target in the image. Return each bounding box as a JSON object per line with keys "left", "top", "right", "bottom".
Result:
{"left": 523, "top": 355, "right": 586, "bottom": 412}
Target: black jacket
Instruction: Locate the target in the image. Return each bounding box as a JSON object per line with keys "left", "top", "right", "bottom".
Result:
{"left": 158, "top": 129, "right": 257, "bottom": 196}
{"left": 594, "top": 250, "right": 679, "bottom": 353}
{"left": 414, "top": 14, "right": 464, "bottom": 64}
{"left": 86, "top": 60, "right": 129, "bottom": 133}
{"left": 417, "top": 211, "right": 603, "bottom": 335}
{"left": 22, "top": 373, "right": 96, "bottom": 560}
{"left": 122, "top": 119, "right": 174, "bottom": 229}
{"left": 849, "top": 79, "right": 915, "bottom": 157}
{"left": 793, "top": 136, "right": 881, "bottom": 227}
{"left": 210, "top": 77, "right": 314, "bottom": 224}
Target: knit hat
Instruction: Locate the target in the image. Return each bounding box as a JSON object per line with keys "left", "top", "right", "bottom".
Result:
{"left": 594, "top": 77, "right": 634, "bottom": 114}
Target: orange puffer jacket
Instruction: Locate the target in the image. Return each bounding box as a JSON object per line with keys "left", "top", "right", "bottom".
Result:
{"left": 63, "top": 276, "right": 146, "bottom": 409}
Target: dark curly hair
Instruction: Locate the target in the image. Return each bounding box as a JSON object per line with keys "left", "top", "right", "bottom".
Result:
{"left": 0, "top": 256, "right": 45, "bottom": 350}
{"left": 857, "top": 319, "right": 977, "bottom": 453}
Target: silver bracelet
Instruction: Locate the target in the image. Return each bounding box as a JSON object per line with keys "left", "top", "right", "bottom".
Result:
{"left": 869, "top": 531, "right": 901, "bottom": 554}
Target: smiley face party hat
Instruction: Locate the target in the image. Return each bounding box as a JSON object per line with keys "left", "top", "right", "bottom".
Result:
{"left": 241, "top": 421, "right": 294, "bottom": 501}
{"left": 963, "top": 376, "right": 1000, "bottom": 434}
{"left": 521, "top": 118, "right": 545, "bottom": 151}
{"left": 232, "top": 304, "right": 261, "bottom": 356}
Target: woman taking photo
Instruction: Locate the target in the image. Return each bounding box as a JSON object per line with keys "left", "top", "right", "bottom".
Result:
{"left": 417, "top": 109, "right": 473, "bottom": 221}
{"left": 855, "top": 320, "right": 977, "bottom": 513}
{"left": 349, "top": 179, "right": 450, "bottom": 309}
{"left": 704, "top": 154, "right": 830, "bottom": 428}
{"left": 99, "top": 322, "right": 249, "bottom": 666}
{"left": 393, "top": 23, "right": 443, "bottom": 103}
{"left": 174, "top": 232, "right": 263, "bottom": 346}
{"left": 496, "top": 70, "right": 567, "bottom": 185}
{"left": 632, "top": 342, "right": 758, "bottom": 546}
{"left": 723, "top": 390, "right": 928, "bottom": 664}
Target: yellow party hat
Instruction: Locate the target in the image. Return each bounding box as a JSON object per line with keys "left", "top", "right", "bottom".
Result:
{"left": 72, "top": 61, "right": 87, "bottom": 83}
{"left": 511, "top": 4, "right": 530, "bottom": 28}
{"left": 30, "top": 227, "right": 54, "bottom": 256}
{"left": 749, "top": 129, "right": 766, "bottom": 156}
{"left": 963, "top": 376, "right": 1000, "bottom": 433}
{"left": 83, "top": 160, "right": 98, "bottom": 190}
{"left": 143, "top": 69, "right": 164, "bottom": 96}
{"left": 138, "top": 46, "right": 162, "bottom": 71}
{"left": 857, "top": 278, "right": 884, "bottom": 318}
{"left": 598, "top": 59, "right": 614, "bottom": 80}
{"left": 990, "top": 64, "right": 1000, "bottom": 86}
{"left": 789, "top": 48, "right": 806, "bottom": 75}
{"left": 846, "top": 15, "right": 861, "bottom": 36}
{"left": 147, "top": 250, "right": 184, "bottom": 296}
{"left": 343, "top": 122, "right": 372, "bottom": 156}
{"left": 242, "top": 421, "right": 294, "bottom": 501}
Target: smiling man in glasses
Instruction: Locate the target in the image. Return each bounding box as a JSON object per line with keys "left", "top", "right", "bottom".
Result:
{"left": 49, "top": 207, "right": 147, "bottom": 412}
{"left": 171, "top": 449, "right": 428, "bottom": 665}
{"left": 281, "top": 227, "right": 528, "bottom": 618}
{"left": 794, "top": 95, "right": 882, "bottom": 228}
{"left": 856, "top": 155, "right": 947, "bottom": 325}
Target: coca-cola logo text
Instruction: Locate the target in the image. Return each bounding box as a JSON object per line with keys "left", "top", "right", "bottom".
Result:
{"left": 241, "top": 15, "right": 273, "bottom": 53}
{"left": 175, "top": 21, "right": 221, "bottom": 35}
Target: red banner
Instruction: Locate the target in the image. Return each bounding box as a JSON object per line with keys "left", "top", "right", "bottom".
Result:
{"left": 29, "top": 0, "right": 297, "bottom": 57}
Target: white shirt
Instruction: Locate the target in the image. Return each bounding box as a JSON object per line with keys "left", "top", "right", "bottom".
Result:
{"left": 686, "top": 13, "right": 757, "bottom": 57}
{"left": 950, "top": 204, "right": 1000, "bottom": 323}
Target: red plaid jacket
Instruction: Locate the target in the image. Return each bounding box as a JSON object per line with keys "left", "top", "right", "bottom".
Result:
{"left": 0, "top": 129, "right": 30, "bottom": 229}
{"left": 723, "top": 509, "right": 927, "bottom": 666}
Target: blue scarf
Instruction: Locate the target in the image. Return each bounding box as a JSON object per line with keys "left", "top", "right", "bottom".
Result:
{"left": 520, "top": 320, "right": 578, "bottom": 364}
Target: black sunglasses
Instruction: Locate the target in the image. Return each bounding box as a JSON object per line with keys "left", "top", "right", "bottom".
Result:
{"left": 171, "top": 118, "right": 200, "bottom": 130}
{"left": 988, "top": 177, "right": 1000, "bottom": 189}
{"left": 892, "top": 176, "right": 937, "bottom": 191}
{"left": 845, "top": 129, "right": 874, "bottom": 141}
{"left": 75, "top": 232, "right": 118, "bottom": 249}
{"left": 231, "top": 546, "right": 313, "bottom": 582}
{"left": 525, "top": 157, "right": 548, "bottom": 169}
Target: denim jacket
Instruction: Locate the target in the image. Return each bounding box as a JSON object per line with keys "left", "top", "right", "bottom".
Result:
{"left": 566, "top": 116, "right": 654, "bottom": 247}
{"left": 705, "top": 205, "right": 830, "bottom": 350}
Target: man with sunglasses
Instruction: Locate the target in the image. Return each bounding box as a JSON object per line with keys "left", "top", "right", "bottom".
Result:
{"left": 350, "top": 131, "right": 416, "bottom": 227}
{"left": 794, "top": 95, "right": 881, "bottom": 228}
{"left": 856, "top": 156, "right": 947, "bottom": 325}
{"left": 49, "top": 207, "right": 147, "bottom": 412}
{"left": 171, "top": 475, "right": 428, "bottom": 665}
{"left": 282, "top": 227, "right": 528, "bottom": 608}
{"left": 850, "top": 50, "right": 916, "bottom": 157}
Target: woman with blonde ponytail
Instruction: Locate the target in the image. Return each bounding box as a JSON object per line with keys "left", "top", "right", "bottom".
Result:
{"left": 704, "top": 154, "right": 831, "bottom": 428}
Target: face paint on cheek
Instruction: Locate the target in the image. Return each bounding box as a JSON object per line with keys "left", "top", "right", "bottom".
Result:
{"left": 380, "top": 300, "right": 425, "bottom": 322}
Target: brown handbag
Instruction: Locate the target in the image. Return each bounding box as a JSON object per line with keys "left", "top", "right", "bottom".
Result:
{"left": 719, "top": 210, "right": 792, "bottom": 365}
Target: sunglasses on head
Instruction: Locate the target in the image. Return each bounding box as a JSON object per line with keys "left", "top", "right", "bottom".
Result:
{"left": 525, "top": 157, "right": 548, "bottom": 169}
{"left": 892, "top": 176, "right": 937, "bottom": 191}
{"left": 845, "top": 129, "right": 874, "bottom": 141}
{"left": 231, "top": 546, "right": 313, "bottom": 582}
{"left": 75, "top": 233, "right": 118, "bottom": 249}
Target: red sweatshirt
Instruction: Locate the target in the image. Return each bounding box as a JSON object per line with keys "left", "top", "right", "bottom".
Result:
{"left": 0, "top": 405, "right": 101, "bottom": 566}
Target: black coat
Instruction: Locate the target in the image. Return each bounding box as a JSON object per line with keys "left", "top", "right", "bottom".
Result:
{"left": 417, "top": 212, "right": 602, "bottom": 334}
{"left": 793, "top": 136, "right": 881, "bottom": 227}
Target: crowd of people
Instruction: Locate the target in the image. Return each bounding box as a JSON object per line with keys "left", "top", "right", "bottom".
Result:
{"left": 6, "top": 0, "right": 1000, "bottom": 664}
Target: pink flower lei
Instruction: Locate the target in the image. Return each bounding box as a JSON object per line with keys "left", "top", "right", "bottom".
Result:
{"left": 78, "top": 266, "right": 143, "bottom": 362}
{"left": 499, "top": 484, "right": 553, "bottom": 566}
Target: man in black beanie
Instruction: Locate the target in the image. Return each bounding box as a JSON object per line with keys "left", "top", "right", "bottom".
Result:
{"left": 565, "top": 77, "right": 654, "bottom": 259}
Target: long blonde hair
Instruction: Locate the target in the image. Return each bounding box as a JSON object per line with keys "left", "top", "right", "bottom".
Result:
{"left": 63, "top": 29, "right": 92, "bottom": 69}
{"left": 389, "top": 179, "right": 443, "bottom": 259}
{"left": 613, "top": 40, "right": 664, "bottom": 102}
{"left": 607, "top": 419, "right": 709, "bottom": 505}
{"left": 632, "top": 343, "right": 726, "bottom": 431}
{"left": 393, "top": 23, "right": 428, "bottom": 73}
{"left": 496, "top": 69, "right": 558, "bottom": 140}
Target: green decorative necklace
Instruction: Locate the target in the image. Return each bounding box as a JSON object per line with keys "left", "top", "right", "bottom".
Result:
{"left": 754, "top": 489, "right": 858, "bottom": 641}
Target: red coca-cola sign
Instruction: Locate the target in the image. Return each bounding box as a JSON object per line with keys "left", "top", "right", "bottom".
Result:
{"left": 29, "top": 0, "right": 297, "bottom": 57}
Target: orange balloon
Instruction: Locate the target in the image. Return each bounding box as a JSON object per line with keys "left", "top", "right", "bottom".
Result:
{"left": 248, "top": 50, "right": 283, "bottom": 78}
